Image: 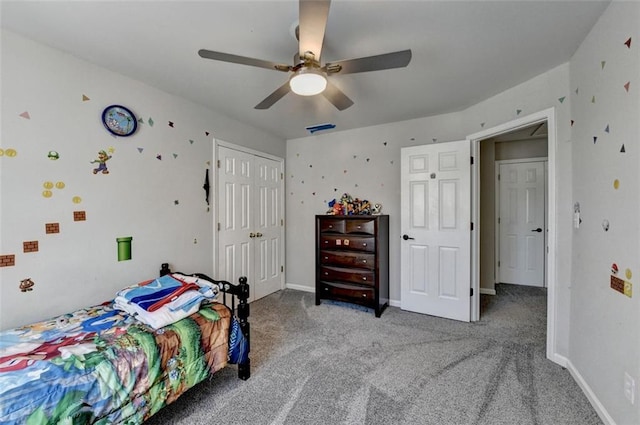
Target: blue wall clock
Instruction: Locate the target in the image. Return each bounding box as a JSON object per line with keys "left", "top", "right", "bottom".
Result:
{"left": 102, "top": 105, "right": 137, "bottom": 137}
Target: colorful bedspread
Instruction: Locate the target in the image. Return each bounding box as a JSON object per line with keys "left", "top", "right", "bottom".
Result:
{"left": 0, "top": 301, "right": 247, "bottom": 424}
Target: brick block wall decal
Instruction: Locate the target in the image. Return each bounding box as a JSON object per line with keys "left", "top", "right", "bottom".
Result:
{"left": 0, "top": 254, "right": 16, "bottom": 267}
{"left": 73, "top": 211, "right": 86, "bottom": 221}
{"left": 45, "top": 222, "right": 60, "bottom": 234}
{"left": 23, "top": 241, "right": 39, "bottom": 253}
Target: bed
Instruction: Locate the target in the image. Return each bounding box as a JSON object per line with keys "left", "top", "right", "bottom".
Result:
{"left": 0, "top": 271, "right": 250, "bottom": 425}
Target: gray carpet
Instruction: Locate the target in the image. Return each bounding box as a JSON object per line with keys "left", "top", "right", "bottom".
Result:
{"left": 145, "top": 285, "right": 602, "bottom": 425}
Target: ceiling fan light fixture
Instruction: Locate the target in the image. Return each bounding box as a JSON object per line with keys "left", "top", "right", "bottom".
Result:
{"left": 289, "top": 67, "right": 327, "bottom": 96}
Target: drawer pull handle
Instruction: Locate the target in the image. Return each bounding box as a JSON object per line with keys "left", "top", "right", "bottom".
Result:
{"left": 362, "top": 277, "right": 367, "bottom": 281}
{"left": 362, "top": 260, "right": 367, "bottom": 263}
{"left": 324, "top": 241, "right": 328, "bottom": 244}
{"left": 324, "top": 256, "right": 329, "bottom": 260}
{"left": 357, "top": 225, "right": 361, "bottom": 229}
{"left": 329, "top": 225, "right": 333, "bottom": 228}
{"left": 324, "top": 272, "right": 328, "bottom": 275}
{"left": 362, "top": 294, "right": 367, "bottom": 298}
{"left": 362, "top": 243, "right": 367, "bottom": 247}
{"left": 324, "top": 287, "right": 329, "bottom": 291}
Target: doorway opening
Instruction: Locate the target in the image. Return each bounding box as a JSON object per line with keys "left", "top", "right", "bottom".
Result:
{"left": 479, "top": 126, "right": 549, "bottom": 337}
{"left": 483, "top": 124, "right": 548, "bottom": 291}
{"left": 469, "top": 107, "right": 560, "bottom": 365}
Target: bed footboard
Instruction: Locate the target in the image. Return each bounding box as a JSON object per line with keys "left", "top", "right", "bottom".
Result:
{"left": 189, "top": 273, "right": 251, "bottom": 380}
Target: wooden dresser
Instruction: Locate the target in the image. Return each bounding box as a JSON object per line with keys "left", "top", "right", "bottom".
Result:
{"left": 315, "top": 215, "right": 389, "bottom": 317}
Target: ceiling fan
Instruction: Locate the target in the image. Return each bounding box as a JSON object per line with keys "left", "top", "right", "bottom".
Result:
{"left": 198, "top": 0, "right": 412, "bottom": 111}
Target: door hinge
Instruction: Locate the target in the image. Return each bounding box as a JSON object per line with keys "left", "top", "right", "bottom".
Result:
{"left": 498, "top": 217, "right": 501, "bottom": 224}
{"left": 470, "top": 288, "right": 474, "bottom": 297}
{"left": 217, "top": 223, "right": 220, "bottom": 231}
{"left": 471, "top": 156, "right": 474, "bottom": 165}
{"left": 217, "top": 160, "right": 220, "bottom": 168}
{"left": 281, "top": 265, "right": 284, "bottom": 273}
{"left": 280, "top": 172, "right": 284, "bottom": 180}
{"left": 471, "top": 222, "right": 474, "bottom": 231}
{"left": 498, "top": 173, "right": 501, "bottom": 181}
{"left": 281, "top": 219, "right": 284, "bottom": 226}
{"left": 498, "top": 260, "right": 501, "bottom": 267}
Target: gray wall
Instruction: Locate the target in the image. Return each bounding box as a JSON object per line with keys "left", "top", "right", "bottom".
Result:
{"left": 568, "top": 3, "right": 639, "bottom": 424}
{"left": 0, "top": 30, "right": 286, "bottom": 329}
{"left": 286, "top": 62, "right": 571, "bottom": 343}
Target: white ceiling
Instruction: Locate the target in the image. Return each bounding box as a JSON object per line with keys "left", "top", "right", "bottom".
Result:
{"left": 0, "top": 0, "right": 609, "bottom": 140}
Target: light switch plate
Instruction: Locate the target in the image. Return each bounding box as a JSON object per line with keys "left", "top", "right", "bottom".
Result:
{"left": 624, "top": 372, "right": 635, "bottom": 404}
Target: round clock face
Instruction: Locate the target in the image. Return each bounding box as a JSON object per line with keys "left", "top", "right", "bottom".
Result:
{"left": 102, "top": 105, "right": 137, "bottom": 136}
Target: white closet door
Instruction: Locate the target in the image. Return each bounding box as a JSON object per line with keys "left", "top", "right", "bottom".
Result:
{"left": 217, "top": 144, "right": 284, "bottom": 301}
{"left": 253, "top": 156, "right": 283, "bottom": 300}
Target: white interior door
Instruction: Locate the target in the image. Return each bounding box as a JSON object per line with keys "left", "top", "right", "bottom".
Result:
{"left": 400, "top": 141, "right": 471, "bottom": 322}
{"left": 497, "top": 160, "right": 546, "bottom": 287}
{"left": 217, "top": 144, "right": 284, "bottom": 301}
{"left": 253, "top": 156, "right": 283, "bottom": 299}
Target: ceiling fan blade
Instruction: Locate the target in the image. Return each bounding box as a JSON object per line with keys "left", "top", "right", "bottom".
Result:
{"left": 322, "top": 81, "right": 354, "bottom": 111}
{"left": 325, "top": 49, "right": 412, "bottom": 75}
{"left": 298, "top": 0, "right": 331, "bottom": 61}
{"left": 255, "top": 81, "right": 292, "bottom": 110}
{"left": 198, "top": 49, "right": 290, "bottom": 72}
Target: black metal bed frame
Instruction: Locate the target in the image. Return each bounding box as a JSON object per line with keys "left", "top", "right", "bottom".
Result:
{"left": 161, "top": 266, "right": 250, "bottom": 380}
{"left": 192, "top": 273, "right": 250, "bottom": 381}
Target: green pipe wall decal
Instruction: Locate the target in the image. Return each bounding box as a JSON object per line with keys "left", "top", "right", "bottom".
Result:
{"left": 116, "top": 237, "right": 133, "bottom": 261}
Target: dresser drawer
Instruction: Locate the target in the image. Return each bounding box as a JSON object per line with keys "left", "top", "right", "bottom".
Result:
{"left": 319, "top": 218, "right": 345, "bottom": 233}
{"left": 318, "top": 281, "right": 375, "bottom": 304}
{"left": 320, "top": 266, "right": 375, "bottom": 286}
{"left": 345, "top": 219, "right": 375, "bottom": 235}
{"left": 319, "top": 235, "right": 375, "bottom": 252}
{"left": 319, "top": 250, "right": 375, "bottom": 270}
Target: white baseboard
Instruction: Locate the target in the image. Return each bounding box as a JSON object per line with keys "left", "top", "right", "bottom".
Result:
{"left": 565, "top": 359, "right": 616, "bottom": 425}
{"left": 285, "top": 283, "right": 314, "bottom": 293}
{"left": 550, "top": 352, "right": 568, "bottom": 368}
{"left": 480, "top": 288, "right": 496, "bottom": 295}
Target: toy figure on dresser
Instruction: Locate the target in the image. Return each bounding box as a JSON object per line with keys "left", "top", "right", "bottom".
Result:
{"left": 327, "top": 199, "right": 344, "bottom": 215}
{"left": 340, "top": 193, "right": 354, "bottom": 214}
{"left": 372, "top": 203, "right": 383, "bottom": 215}
{"left": 325, "top": 193, "right": 375, "bottom": 215}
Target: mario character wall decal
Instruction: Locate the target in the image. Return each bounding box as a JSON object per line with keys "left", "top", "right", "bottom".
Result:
{"left": 91, "top": 150, "right": 112, "bottom": 174}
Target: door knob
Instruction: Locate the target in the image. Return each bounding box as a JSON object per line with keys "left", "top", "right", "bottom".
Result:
{"left": 402, "top": 234, "right": 415, "bottom": 240}
{"left": 531, "top": 228, "right": 543, "bottom": 233}
{"left": 249, "top": 232, "right": 256, "bottom": 238}
{"left": 256, "top": 232, "right": 263, "bottom": 238}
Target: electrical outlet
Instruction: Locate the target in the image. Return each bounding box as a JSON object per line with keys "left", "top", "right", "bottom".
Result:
{"left": 624, "top": 372, "right": 635, "bottom": 404}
